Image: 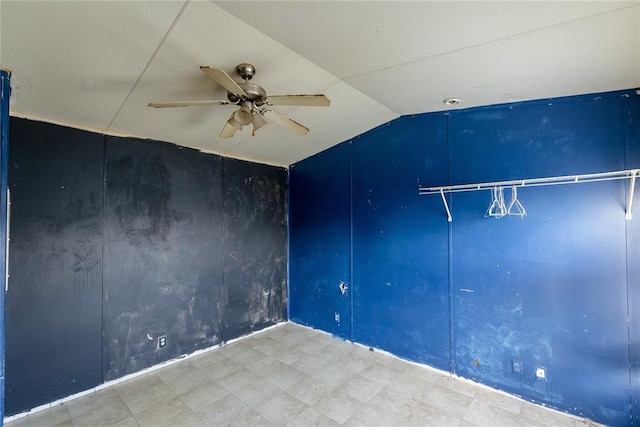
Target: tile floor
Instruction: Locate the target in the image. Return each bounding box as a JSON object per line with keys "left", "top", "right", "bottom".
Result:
{"left": 6, "top": 323, "right": 599, "bottom": 427}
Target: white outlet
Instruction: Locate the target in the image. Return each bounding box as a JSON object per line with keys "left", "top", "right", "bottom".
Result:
{"left": 512, "top": 359, "right": 521, "bottom": 374}
{"left": 535, "top": 366, "right": 546, "bottom": 380}
{"left": 158, "top": 335, "right": 167, "bottom": 349}
{"left": 334, "top": 313, "right": 340, "bottom": 323}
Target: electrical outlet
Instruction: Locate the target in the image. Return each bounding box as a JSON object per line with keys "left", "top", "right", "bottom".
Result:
{"left": 512, "top": 359, "right": 522, "bottom": 374}
{"left": 334, "top": 313, "right": 340, "bottom": 323}
{"left": 535, "top": 366, "right": 546, "bottom": 380}
{"left": 158, "top": 335, "right": 167, "bottom": 349}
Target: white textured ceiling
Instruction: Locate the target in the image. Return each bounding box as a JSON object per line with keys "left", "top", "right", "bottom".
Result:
{"left": 1, "top": 1, "right": 639, "bottom": 167}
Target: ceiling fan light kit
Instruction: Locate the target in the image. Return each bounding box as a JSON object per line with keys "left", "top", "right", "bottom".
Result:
{"left": 148, "top": 63, "right": 330, "bottom": 138}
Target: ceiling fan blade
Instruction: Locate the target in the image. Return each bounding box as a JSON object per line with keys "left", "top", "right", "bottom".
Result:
{"left": 219, "top": 120, "right": 237, "bottom": 139}
{"left": 200, "top": 66, "right": 247, "bottom": 97}
{"left": 262, "top": 109, "right": 309, "bottom": 135}
{"left": 148, "top": 100, "right": 230, "bottom": 108}
{"left": 266, "top": 95, "right": 330, "bottom": 107}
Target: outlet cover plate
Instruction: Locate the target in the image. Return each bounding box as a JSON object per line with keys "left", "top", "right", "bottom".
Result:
{"left": 512, "top": 359, "right": 522, "bottom": 374}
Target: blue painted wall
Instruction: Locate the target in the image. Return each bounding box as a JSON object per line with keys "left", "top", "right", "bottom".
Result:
{"left": 449, "top": 94, "right": 631, "bottom": 424}
{"left": 289, "top": 89, "right": 639, "bottom": 425}
{"left": 351, "top": 115, "right": 450, "bottom": 369}
{"left": 628, "top": 90, "right": 640, "bottom": 426}
{"left": 289, "top": 143, "right": 352, "bottom": 340}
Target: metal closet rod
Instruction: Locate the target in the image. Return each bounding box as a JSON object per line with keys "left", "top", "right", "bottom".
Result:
{"left": 418, "top": 169, "right": 640, "bottom": 222}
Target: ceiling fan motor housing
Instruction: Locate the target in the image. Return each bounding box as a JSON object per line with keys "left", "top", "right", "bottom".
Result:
{"left": 227, "top": 82, "right": 267, "bottom": 105}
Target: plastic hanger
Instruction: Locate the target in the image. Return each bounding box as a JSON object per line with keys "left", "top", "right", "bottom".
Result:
{"left": 507, "top": 185, "right": 526, "bottom": 217}
{"left": 485, "top": 187, "right": 507, "bottom": 218}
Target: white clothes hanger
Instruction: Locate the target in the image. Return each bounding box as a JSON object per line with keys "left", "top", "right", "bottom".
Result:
{"left": 507, "top": 185, "right": 526, "bottom": 217}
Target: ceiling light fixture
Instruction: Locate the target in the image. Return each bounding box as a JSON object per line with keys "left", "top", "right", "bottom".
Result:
{"left": 251, "top": 111, "right": 268, "bottom": 135}
{"left": 443, "top": 98, "right": 461, "bottom": 106}
{"left": 227, "top": 102, "right": 253, "bottom": 130}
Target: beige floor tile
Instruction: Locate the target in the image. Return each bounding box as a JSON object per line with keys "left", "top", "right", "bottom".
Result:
{"left": 286, "top": 376, "right": 335, "bottom": 406}
{"left": 201, "top": 357, "right": 243, "bottom": 381}
{"left": 134, "top": 397, "right": 193, "bottom": 427}
{"left": 155, "top": 360, "right": 199, "bottom": 383}
{"left": 215, "top": 367, "right": 261, "bottom": 393}
{"left": 372, "top": 353, "right": 413, "bottom": 372}
{"left": 294, "top": 337, "right": 330, "bottom": 355}
{"left": 340, "top": 374, "right": 386, "bottom": 403}
{"left": 233, "top": 378, "right": 282, "bottom": 408}
{"left": 474, "top": 388, "right": 523, "bottom": 415}
{"left": 179, "top": 381, "right": 230, "bottom": 412}
{"left": 121, "top": 381, "right": 176, "bottom": 415}
{"left": 166, "top": 411, "right": 206, "bottom": 427}
{"left": 310, "top": 332, "right": 342, "bottom": 346}
{"left": 290, "top": 353, "right": 331, "bottom": 376}
{"left": 106, "top": 416, "right": 141, "bottom": 427}
{"left": 245, "top": 355, "right": 288, "bottom": 377}
{"left": 519, "top": 402, "right": 578, "bottom": 427}
{"left": 195, "top": 394, "right": 251, "bottom": 426}
{"left": 335, "top": 353, "right": 373, "bottom": 375}
{"left": 71, "top": 396, "right": 134, "bottom": 427}
{"left": 359, "top": 361, "right": 402, "bottom": 386}
{"left": 320, "top": 343, "right": 354, "bottom": 363}
{"left": 403, "top": 363, "right": 445, "bottom": 384}
{"left": 264, "top": 363, "right": 305, "bottom": 390}
{"left": 367, "top": 387, "right": 422, "bottom": 422}
{"left": 344, "top": 404, "right": 402, "bottom": 426}
{"left": 161, "top": 366, "right": 217, "bottom": 396}
{"left": 188, "top": 351, "right": 227, "bottom": 370}
{"left": 349, "top": 345, "right": 383, "bottom": 363}
{"left": 242, "top": 334, "right": 275, "bottom": 350}
{"left": 313, "top": 361, "right": 359, "bottom": 387}
{"left": 313, "top": 389, "right": 365, "bottom": 425}
{"left": 386, "top": 371, "right": 434, "bottom": 401}
{"left": 226, "top": 347, "right": 268, "bottom": 366}
{"left": 272, "top": 345, "right": 306, "bottom": 365}
{"left": 284, "top": 407, "right": 339, "bottom": 426}
{"left": 6, "top": 405, "right": 72, "bottom": 427}
{"left": 116, "top": 373, "right": 164, "bottom": 398}
{"left": 436, "top": 375, "right": 479, "bottom": 398}
{"left": 66, "top": 387, "right": 122, "bottom": 419}
{"left": 278, "top": 330, "right": 311, "bottom": 347}
{"left": 255, "top": 391, "right": 309, "bottom": 424}
{"left": 217, "top": 341, "right": 251, "bottom": 358}
{"left": 422, "top": 384, "right": 473, "bottom": 417}
{"left": 463, "top": 398, "right": 520, "bottom": 427}
{"left": 231, "top": 410, "right": 273, "bottom": 427}
{"left": 252, "top": 336, "right": 286, "bottom": 356}
{"left": 402, "top": 401, "right": 462, "bottom": 427}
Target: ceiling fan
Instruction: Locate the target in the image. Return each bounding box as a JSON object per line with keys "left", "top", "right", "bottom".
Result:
{"left": 148, "top": 63, "right": 330, "bottom": 138}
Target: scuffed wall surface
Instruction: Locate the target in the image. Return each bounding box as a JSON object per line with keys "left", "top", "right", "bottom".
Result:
{"left": 222, "top": 158, "right": 287, "bottom": 340}
{"left": 5, "top": 119, "right": 288, "bottom": 415}
{"left": 289, "top": 89, "right": 638, "bottom": 425}
{"left": 103, "top": 137, "right": 224, "bottom": 380}
{"left": 7, "top": 120, "right": 104, "bottom": 415}
{"left": 448, "top": 95, "right": 630, "bottom": 423}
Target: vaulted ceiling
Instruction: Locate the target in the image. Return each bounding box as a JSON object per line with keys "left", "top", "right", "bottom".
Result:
{"left": 1, "top": 1, "right": 638, "bottom": 166}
